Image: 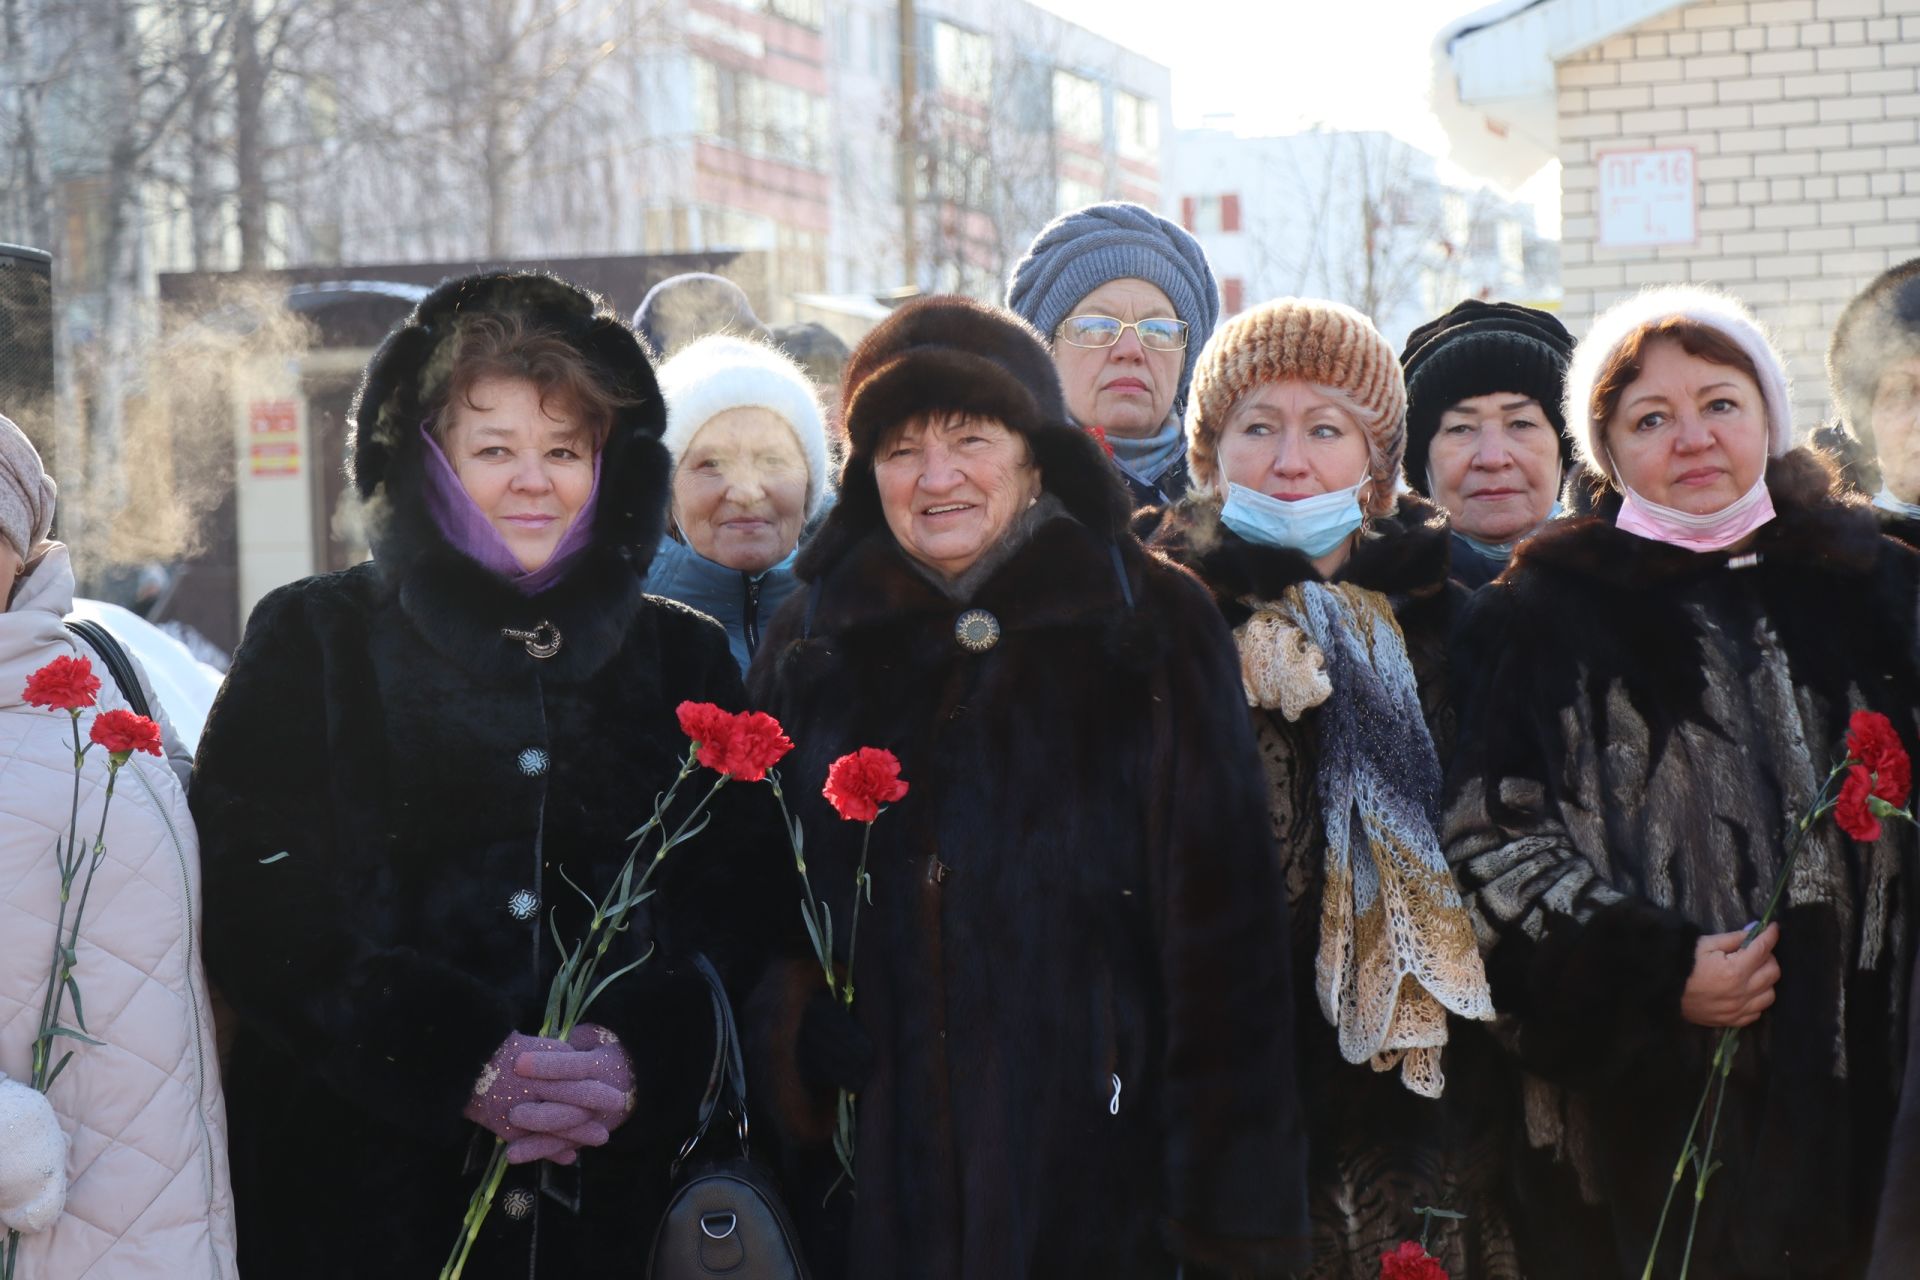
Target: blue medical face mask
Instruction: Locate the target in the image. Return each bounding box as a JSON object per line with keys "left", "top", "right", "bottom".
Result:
{"left": 1219, "top": 480, "right": 1366, "bottom": 557}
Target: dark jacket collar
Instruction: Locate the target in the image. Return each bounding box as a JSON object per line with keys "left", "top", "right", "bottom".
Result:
{"left": 1145, "top": 492, "right": 1454, "bottom": 620}
{"left": 1514, "top": 448, "right": 1887, "bottom": 589}
{"left": 346, "top": 271, "right": 671, "bottom": 681}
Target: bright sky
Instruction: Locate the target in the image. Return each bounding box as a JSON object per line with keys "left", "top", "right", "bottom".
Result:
{"left": 1029, "top": 0, "right": 1559, "bottom": 217}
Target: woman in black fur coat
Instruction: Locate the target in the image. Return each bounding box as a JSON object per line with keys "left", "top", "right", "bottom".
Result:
{"left": 745, "top": 296, "right": 1310, "bottom": 1279}
{"left": 191, "top": 272, "right": 791, "bottom": 1278}
{"left": 1444, "top": 286, "right": 1920, "bottom": 1280}
{"left": 1144, "top": 298, "right": 1515, "bottom": 1279}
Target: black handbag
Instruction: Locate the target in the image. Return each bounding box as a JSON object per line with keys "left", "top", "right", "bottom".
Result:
{"left": 647, "top": 953, "right": 811, "bottom": 1280}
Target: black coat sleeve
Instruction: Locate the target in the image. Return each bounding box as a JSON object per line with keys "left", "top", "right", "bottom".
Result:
{"left": 1440, "top": 583, "right": 1700, "bottom": 1088}
{"left": 192, "top": 583, "right": 518, "bottom": 1145}
{"left": 1147, "top": 567, "right": 1312, "bottom": 1275}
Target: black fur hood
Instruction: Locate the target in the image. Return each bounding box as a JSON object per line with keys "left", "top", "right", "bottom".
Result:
{"left": 344, "top": 271, "right": 672, "bottom": 681}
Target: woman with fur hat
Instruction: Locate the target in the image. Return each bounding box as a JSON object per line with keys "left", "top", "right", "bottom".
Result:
{"left": 1443, "top": 285, "right": 1920, "bottom": 1279}
{"left": 747, "top": 295, "right": 1310, "bottom": 1279}
{"left": 1400, "top": 299, "right": 1577, "bottom": 588}
{"left": 0, "top": 414, "right": 237, "bottom": 1278}
{"left": 1816, "top": 257, "right": 1920, "bottom": 548}
{"left": 1143, "top": 299, "right": 1512, "bottom": 1278}
{"left": 192, "top": 273, "right": 792, "bottom": 1279}
{"left": 1005, "top": 200, "right": 1220, "bottom": 508}
{"left": 645, "top": 333, "right": 832, "bottom": 672}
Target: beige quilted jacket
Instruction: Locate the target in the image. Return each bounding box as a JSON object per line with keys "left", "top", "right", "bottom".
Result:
{"left": 0, "top": 544, "right": 236, "bottom": 1279}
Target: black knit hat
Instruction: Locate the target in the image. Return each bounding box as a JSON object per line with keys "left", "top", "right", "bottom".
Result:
{"left": 1398, "top": 299, "right": 1575, "bottom": 498}
{"left": 1827, "top": 257, "right": 1920, "bottom": 453}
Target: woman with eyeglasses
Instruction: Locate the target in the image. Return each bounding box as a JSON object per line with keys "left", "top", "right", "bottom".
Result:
{"left": 1006, "top": 201, "right": 1219, "bottom": 508}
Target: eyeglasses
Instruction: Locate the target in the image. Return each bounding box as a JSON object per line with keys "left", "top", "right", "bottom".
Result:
{"left": 1057, "top": 314, "right": 1189, "bottom": 352}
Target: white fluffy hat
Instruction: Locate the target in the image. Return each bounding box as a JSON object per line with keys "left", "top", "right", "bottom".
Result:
{"left": 656, "top": 334, "right": 831, "bottom": 517}
{"left": 1564, "top": 286, "right": 1794, "bottom": 483}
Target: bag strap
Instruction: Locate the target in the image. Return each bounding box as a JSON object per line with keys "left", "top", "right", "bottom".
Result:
{"left": 674, "top": 953, "right": 749, "bottom": 1174}
{"left": 65, "top": 618, "right": 152, "bottom": 720}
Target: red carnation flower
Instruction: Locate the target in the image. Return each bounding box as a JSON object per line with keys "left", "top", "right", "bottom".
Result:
{"left": 24, "top": 654, "right": 101, "bottom": 712}
{"left": 823, "top": 747, "right": 910, "bottom": 823}
{"left": 676, "top": 701, "right": 792, "bottom": 782}
{"left": 89, "top": 709, "right": 163, "bottom": 760}
{"left": 1836, "top": 764, "right": 1883, "bottom": 843}
{"left": 1379, "top": 1240, "right": 1449, "bottom": 1280}
{"left": 1846, "top": 709, "right": 1911, "bottom": 808}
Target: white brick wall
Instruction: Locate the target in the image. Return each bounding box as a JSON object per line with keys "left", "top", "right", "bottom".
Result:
{"left": 1555, "top": 0, "right": 1920, "bottom": 429}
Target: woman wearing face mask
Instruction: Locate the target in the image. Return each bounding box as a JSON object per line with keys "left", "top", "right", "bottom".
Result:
{"left": 1400, "top": 300, "right": 1576, "bottom": 588}
{"left": 1005, "top": 201, "right": 1220, "bottom": 508}
{"left": 192, "top": 273, "right": 792, "bottom": 1279}
{"left": 1144, "top": 298, "right": 1513, "bottom": 1278}
{"left": 646, "top": 334, "right": 833, "bottom": 672}
{"left": 1443, "top": 286, "right": 1920, "bottom": 1280}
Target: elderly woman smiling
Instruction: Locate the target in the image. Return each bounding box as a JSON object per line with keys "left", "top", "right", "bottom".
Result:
{"left": 646, "top": 334, "right": 831, "bottom": 671}
{"left": 748, "top": 296, "right": 1309, "bottom": 1280}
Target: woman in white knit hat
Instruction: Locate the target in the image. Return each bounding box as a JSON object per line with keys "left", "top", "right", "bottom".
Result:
{"left": 1443, "top": 286, "right": 1920, "bottom": 1279}
{"left": 1143, "top": 298, "right": 1509, "bottom": 1278}
{"left": 644, "top": 333, "right": 832, "bottom": 672}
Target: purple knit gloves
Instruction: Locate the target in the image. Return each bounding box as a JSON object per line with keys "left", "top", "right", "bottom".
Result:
{"left": 463, "top": 1025, "right": 636, "bottom": 1165}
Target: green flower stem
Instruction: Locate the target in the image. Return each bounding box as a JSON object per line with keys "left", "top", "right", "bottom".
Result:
{"left": 770, "top": 777, "right": 838, "bottom": 997}
{"left": 440, "top": 751, "right": 720, "bottom": 1280}
{"left": 1642, "top": 763, "right": 1849, "bottom": 1278}
{"left": 841, "top": 822, "right": 875, "bottom": 1013}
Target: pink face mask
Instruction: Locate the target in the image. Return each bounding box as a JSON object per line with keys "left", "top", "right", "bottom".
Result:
{"left": 1613, "top": 466, "right": 1776, "bottom": 553}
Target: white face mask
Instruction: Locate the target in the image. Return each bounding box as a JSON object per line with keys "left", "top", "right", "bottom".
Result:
{"left": 1219, "top": 480, "right": 1367, "bottom": 557}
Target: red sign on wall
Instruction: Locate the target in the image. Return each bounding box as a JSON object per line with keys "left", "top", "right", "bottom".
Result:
{"left": 248, "top": 400, "right": 301, "bottom": 477}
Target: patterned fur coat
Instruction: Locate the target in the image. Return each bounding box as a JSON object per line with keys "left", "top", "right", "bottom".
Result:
{"left": 1443, "top": 449, "right": 1920, "bottom": 1279}
{"left": 1147, "top": 493, "right": 1524, "bottom": 1280}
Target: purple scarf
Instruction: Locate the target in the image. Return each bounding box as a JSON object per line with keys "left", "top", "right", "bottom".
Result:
{"left": 418, "top": 423, "right": 602, "bottom": 595}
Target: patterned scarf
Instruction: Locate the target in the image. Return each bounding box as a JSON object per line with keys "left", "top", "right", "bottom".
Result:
{"left": 1236, "top": 581, "right": 1493, "bottom": 1097}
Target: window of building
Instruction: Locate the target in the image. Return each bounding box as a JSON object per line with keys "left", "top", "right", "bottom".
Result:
{"left": 933, "top": 21, "right": 993, "bottom": 100}
{"left": 765, "top": 0, "right": 822, "bottom": 28}
{"left": 1181, "top": 194, "right": 1240, "bottom": 235}
{"left": 1221, "top": 276, "right": 1245, "bottom": 314}
{"left": 1052, "top": 69, "right": 1102, "bottom": 145}
{"left": 692, "top": 56, "right": 829, "bottom": 168}
{"left": 1057, "top": 175, "right": 1104, "bottom": 214}
{"left": 1114, "top": 91, "right": 1157, "bottom": 161}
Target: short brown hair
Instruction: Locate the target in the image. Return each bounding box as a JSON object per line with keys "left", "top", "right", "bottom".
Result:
{"left": 1590, "top": 318, "right": 1763, "bottom": 438}
{"left": 426, "top": 311, "right": 627, "bottom": 449}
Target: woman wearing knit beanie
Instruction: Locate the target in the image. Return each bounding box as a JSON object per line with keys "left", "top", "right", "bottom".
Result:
{"left": 1144, "top": 298, "right": 1513, "bottom": 1278}
{"left": 1400, "top": 299, "right": 1575, "bottom": 588}
{"left": 1005, "top": 200, "right": 1219, "bottom": 508}
{"left": 1444, "top": 285, "right": 1920, "bottom": 1279}
{"left": 644, "top": 333, "right": 833, "bottom": 672}
{"left": 1815, "top": 257, "right": 1920, "bottom": 548}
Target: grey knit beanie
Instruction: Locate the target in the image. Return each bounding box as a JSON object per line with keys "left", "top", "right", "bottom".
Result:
{"left": 0, "top": 414, "right": 55, "bottom": 561}
{"left": 1004, "top": 201, "right": 1220, "bottom": 417}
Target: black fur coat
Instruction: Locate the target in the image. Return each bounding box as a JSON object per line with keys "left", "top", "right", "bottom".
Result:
{"left": 1443, "top": 449, "right": 1920, "bottom": 1279}
{"left": 1147, "top": 495, "right": 1523, "bottom": 1280}
{"left": 190, "top": 273, "right": 791, "bottom": 1279}
{"left": 745, "top": 429, "right": 1311, "bottom": 1279}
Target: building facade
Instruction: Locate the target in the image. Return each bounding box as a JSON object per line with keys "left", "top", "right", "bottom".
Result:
{"left": 1439, "top": 0, "right": 1920, "bottom": 429}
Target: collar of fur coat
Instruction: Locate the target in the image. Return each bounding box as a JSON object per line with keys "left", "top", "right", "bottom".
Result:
{"left": 1516, "top": 447, "right": 1885, "bottom": 589}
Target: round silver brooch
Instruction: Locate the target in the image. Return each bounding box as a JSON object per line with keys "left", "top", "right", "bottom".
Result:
{"left": 501, "top": 621, "right": 562, "bottom": 660}
{"left": 507, "top": 889, "right": 540, "bottom": 922}
{"left": 501, "top": 1188, "right": 536, "bottom": 1221}
{"left": 516, "top": 747, "right": 550, "bottom": 778}
{"left": 954, "top": 609, "right": 1001, "bottom": 653}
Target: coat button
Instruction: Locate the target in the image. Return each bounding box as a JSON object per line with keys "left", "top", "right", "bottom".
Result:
{"left": 501, "top": 1188, "right": 536, "bottom": 1221}
{"left": 517, "top": 747, "right": 551, "bottom": 778}
{"left": 507, "top": 889, "right": 540, "bottom": 921}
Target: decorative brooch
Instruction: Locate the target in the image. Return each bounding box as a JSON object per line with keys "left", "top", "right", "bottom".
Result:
{"left": 502, "top": 621, "right": 562, "bottom": 659}
{"left": 954, "top": 608, "right": 1001, "bottom": 653}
